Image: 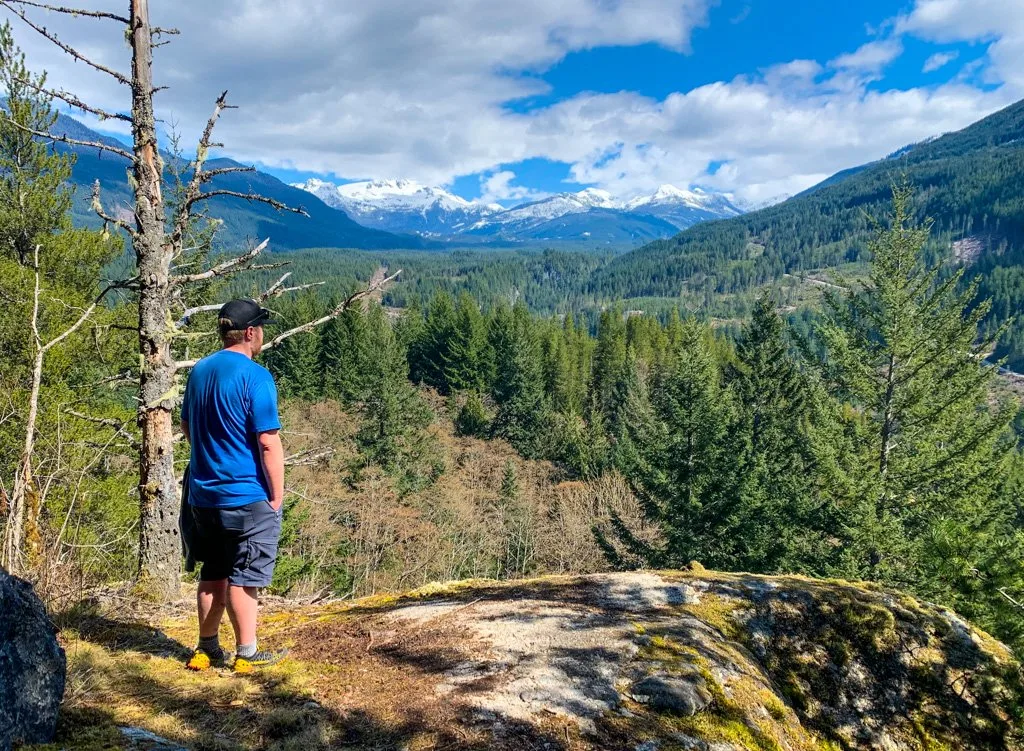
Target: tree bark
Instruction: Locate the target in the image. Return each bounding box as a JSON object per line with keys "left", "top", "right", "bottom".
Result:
{"left": 130, "top": 0, "right": 180, "bottom": 598}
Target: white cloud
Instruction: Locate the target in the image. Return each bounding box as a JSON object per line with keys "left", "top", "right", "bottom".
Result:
{"left": 923, "top": 50, "right": 959, "bottom": 72}
{"left": 0, "top": 0, "right": 1019, "bottom": 208}
{"left": 479, "top": 171, "right": 548, "bottom": 204}
{"left": 829, "top": 39, "right": 904, "bottom": 72}
{"left": 898, "top": 0, "right": 1024, "bottom": 93}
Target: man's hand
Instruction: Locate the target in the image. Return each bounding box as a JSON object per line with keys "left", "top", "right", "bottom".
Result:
{"left": 257, "top": 429, "right": 285, "bottom": 512}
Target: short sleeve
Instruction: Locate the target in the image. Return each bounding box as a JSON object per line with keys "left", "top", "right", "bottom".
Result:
{"left": 180, "top": 374, "right": 191, "bottom": 424}
{"left": 249, "top": 371, "right": 281, "bottom": 434}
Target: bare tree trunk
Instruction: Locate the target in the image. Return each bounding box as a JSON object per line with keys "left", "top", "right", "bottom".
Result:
{"left": 2, "top": 255, "right": 41, "bottom": 571}
{"left": 2, "top": 245, "right": 106, "bottom": 572}
{"left": 130, "top": 0, "right": 180, "bottom": 598}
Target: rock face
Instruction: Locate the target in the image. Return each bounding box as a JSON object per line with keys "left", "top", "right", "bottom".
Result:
{"left": 0, "top": 569, "right": 66, "bottom": 750}
{"left": 302, "top": 571, "right": 1023, "bottom": 750}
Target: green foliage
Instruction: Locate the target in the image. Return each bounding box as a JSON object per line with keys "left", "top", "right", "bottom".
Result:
{"left": 816, "top": 186, "right": 1021, "bottom": 637}
{"left": 354, "top": 305, "right": 437, "bottom": 493}
{"left": 488, "top": 304, "right": 550, "bottom": 458}
{"left": 0, "top": 24, "right": 134, "bottom": 574}
{"left": 454, "top": 391, "right": 490, "bottom": 437}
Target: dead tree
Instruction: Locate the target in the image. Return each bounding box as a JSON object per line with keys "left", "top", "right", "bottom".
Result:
{"left": 0, "top": 0, "right": 399, "bottom": 598}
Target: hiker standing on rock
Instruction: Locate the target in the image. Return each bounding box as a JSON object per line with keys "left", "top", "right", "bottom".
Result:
{"left": 180, "top": 299, "right": 288, "bottom": 673}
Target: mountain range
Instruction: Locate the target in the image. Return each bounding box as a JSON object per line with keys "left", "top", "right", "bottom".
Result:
{"left": 54, "top": 115, "right": 426, "bottom": 251}
{"left": 294, "top": 178, "right": 743, "bottom": 243}
{"left": 595, "top": 97, "right": 1024, "bottom": 367}
{"left": 53, "top": 111, "right": 741, "bottom": 251}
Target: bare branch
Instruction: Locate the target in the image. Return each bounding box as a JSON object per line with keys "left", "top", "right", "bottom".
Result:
{"left": 261, "top": 269, "right": 402, "bottom": 352}
{"left": 151, "top": 26, "right": 180, "bottom": 36}
{"left": 13, "top": 75, "right": 131, "bottom": 122}
{"left": 175, "top": 304, "right": 222, "bottom": 328}
{"left": 91, "top": 180, "right": 137, "bottom": 237}
{"left": 170, "top": 238, "right": 269, "bottom": 285}
{"left": 187, "top": 189, "right": 309, "bottom": 216}
{"left": 170, "top": 92, "right": 238, "bottom": 246}
{"left": 998, "top": 588, "right": 1024, "bottom": 611}
{"left": 0, "top": 1, "right": 132, "bottom": 84}
{"left": 2, "top": 0, "right": 129, "bottom": 23}
{"left": 64, "top": 410, "right": 139, "bottom": 450}
{"left": 197, "top": 165, "right": 256, "bottom": 182}
{"left": 284, "top": 446, "right": 335, "bottom": 467}
{"left": 174, "top": 263, "right": 296, "bottom": 328}
{"left": 0, "top": 113, "right": 135, "bottom": 161}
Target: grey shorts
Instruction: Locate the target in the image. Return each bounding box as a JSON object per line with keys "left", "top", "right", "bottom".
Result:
{"left": 191, "top": 500, "right": 282, "bottom": 587}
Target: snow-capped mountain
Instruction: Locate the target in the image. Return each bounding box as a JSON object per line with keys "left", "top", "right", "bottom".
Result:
{"left": 623, "top": 185, "right": 743, "bottom": 229}
{"left": 293, "top": 179, "right": 743, "bottom": 244}
{"left": 468, "top": 188, "right": 619, "bottom": 235}
{"left": 292, "top": 178, "right": 502, "bottom": 235}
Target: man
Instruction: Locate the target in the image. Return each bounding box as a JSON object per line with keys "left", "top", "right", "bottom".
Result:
{"left": 180, "top": 298, "right": 287, "bottom": 673}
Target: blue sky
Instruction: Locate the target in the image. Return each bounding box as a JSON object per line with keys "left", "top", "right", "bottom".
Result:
{"left": 4, "top": 0, "right": 1021, "bottom": 207}
{"left": 252, "top": 0, "right": 1013, "bottom": 206}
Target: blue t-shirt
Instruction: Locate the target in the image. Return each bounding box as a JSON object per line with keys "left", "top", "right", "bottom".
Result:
{"left": 181, "top": 350, "right": 281, "bottom": 508}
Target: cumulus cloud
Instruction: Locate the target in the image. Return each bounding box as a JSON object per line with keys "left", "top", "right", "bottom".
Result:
{"left": 923, "top": 50, "right": 960, "bottom": 72}
{"left": 479, "top": 171, "right": 547, "bottom": 204}
{"left": 0, "top": 0, "right": 1019, "bottom": 206}
{"left": 829, "top": 39, "right": 904, "bottom": 73}
{"left": 898, "top": 0, "right": 1024, "bottom": 93}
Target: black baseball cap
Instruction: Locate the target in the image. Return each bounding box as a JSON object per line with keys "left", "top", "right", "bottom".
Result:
{"left": 218, "top": 299, "right": 275, "bottom": 330}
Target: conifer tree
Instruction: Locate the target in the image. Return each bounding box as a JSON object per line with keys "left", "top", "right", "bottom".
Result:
{"left": 489, "top": 304, "right": 549, "bottom": 458}
{"left": 0, "top": 25, "right": 126, "bottom": 569}
{"left": 727, "top": 295, "right": 829, "bottom": 571}
{"left": 619, "top": 320, "right": 740, "bottom": 568}
{"left": 592, "top": 306, "right": 628, "bottom": 425}
{"left": 820, "top": 185, "right": 1018, "bottom": 610}
{"left": 356, "top": 305, "right": 434, "bottom": 492}
{"left": 445, "top": 293, "right": 491, "bottom": 393}
{"left": 418, "top": 292, "right": 458, "bottom": 393}
{"left": 319, "top": 304, "right": 371, "bottom": 403}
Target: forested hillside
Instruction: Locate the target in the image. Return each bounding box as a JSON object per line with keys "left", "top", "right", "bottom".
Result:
{"left": 592, "top": 98, "right": 1024, "bottom": 367}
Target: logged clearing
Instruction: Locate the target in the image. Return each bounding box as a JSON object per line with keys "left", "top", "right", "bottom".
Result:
{"left": 40, "top": 571, "right": 1023, "bottom": 751}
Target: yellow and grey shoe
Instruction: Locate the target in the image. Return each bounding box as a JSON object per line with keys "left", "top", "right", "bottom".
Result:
{"left": 232, "top": 648, "right": 288, "bottom": 674}
{"left": 186, "top": 646, "right": 228, "bottom": 671}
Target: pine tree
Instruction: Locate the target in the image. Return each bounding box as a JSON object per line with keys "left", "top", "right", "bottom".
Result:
{"left": 355, "top": 305, "right": 435, "bottom": 493}
{"left": 592, "top": 306, "right": 628, "bottom": 426}
{"left": 445, "top": 293, "right": 491, "bottom": 393}
{"left": 455, "top": 391, "right": 490, "bottom": 437}
{"left": 620, "top": 319, "right": 740, "bottom": 568}
{"left": 418, "top": 292, "right": 458, "bottom": 393}
{"left": 819, "top": 185, "right": 1018, "bottom": 607}
{"left": 319, "top": 304, "right": 371, "bottom": 403}
{"left": 263, "top": 293, "right": 324, "bottom": 401}
{"left": 489, "top": 304, "right": 549, "bottom": 458}
{"left": 727, "top": 295, "right": 830, "bottom": 572}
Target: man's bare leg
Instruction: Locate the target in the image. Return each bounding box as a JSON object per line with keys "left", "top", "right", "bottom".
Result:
{"left": 187, "top": 579, "right": 229, "bottom": 669}
{"left": 226, "top": 584, "right": 259, "bottom": 648}
{"left": 197, "top": 579, "right": 228, "bottom": 639}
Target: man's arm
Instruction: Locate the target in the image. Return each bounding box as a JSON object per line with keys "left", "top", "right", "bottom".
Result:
{"left": 257, "top": 429, "right": 285, "bottom": 511}
{"left": 180, "top": 420, "right": 190, "bottom": 444}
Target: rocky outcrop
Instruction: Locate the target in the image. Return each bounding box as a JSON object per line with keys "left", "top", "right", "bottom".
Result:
{"left": 0, "top": 569, "right": 66, "bottom": 751}
{"left": 53, "top": 571, "right": 1024, "bottom": 751}
{"left": 337, "top": 571, "right": 1024, "bottom": 750}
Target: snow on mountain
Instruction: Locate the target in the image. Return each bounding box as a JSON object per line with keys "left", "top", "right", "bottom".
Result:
{"left": 292, "top": 178, "right": 501, "bottom": 235}
{"left": 624, "top": 185, "right": 744, "bottom": 230}
{"left": 293, "top": 179, "right": 743, "bottom": 240}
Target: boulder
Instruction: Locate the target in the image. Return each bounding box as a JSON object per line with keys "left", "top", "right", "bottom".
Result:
{"left": 629, "top": 674, "right": 713, "bottom": 715}
{"left": 0, "top": 569, "right": 66, "bottom": 751}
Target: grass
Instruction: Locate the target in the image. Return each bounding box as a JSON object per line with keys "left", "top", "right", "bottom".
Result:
{"left": 28, "top": 570, "right": 1024, "bottom": 751}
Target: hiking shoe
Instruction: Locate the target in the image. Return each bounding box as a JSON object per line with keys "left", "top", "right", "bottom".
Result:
{"left": 232, "top": 648, "right": 289, "bottom": 674}
{"left": 186, "top": 646, "right": 228, "bottom": 671}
